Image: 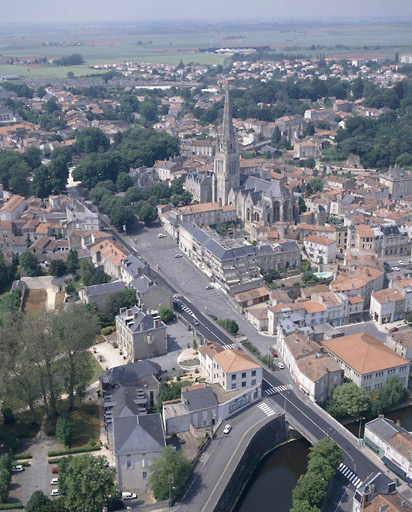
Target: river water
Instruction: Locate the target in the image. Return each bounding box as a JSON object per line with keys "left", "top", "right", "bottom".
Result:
{"left": 233, "top": 438, "right": 310, "bottom": 512}
{"left": 232, "top": 406, "right": 412, "bottom": 512}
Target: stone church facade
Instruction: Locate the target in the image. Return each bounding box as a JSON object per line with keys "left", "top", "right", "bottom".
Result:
{"left": 211, "top": 87, "right": 298, "bottom": 235}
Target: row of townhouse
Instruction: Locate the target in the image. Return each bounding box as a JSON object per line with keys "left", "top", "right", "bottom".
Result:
{"left": 266, "top": 290, "right": 350, "bottom": 334}
{"left": 179, "top": 221, "right": 300, "bottom": 295}
{"left": 276, "top": 328, "right": 343, "bottom": 403}
{"left": 364, "top": 415, "right": 412, "bottom": 485}
{"left": 349, "top": 223, "right": 411, "bottom": 259}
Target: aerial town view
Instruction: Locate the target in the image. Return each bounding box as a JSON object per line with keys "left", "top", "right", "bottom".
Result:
{"left": 1, "top": 1, "right": 412, "bottom": 511}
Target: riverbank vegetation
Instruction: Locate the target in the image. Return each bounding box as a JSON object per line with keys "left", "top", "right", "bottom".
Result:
{"left": 323, "top": 376, "right": 410, "bottom": 420}
{"left": 291, "top": 438, "right": 343, "bottom": 512}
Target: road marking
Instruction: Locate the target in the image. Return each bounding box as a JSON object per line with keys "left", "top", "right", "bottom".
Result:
{"left": 258, "top": 402, "right": 276, "bottom": 417}
{"left": 337, "top": 463, "right": 362, "bottom": 488}
{"left": 222, "top": 343, "right": 238, "bottom": 349}
{"left": 265, "top": 384, "right": 293, "bottom": 395}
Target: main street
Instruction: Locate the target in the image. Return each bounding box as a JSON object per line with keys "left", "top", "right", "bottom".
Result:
{"left": 100, "top": 219, "right": 394, "bottom": 504}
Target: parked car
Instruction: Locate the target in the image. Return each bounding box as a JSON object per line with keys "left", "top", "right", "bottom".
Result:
{"left": 193, "top": 319, "right": 200, "bottom": 326}
{"left": 397, "top": 275, "right": 402, "bottom": 280}
{"left": 11, "top": 465, "right": 24, "bottom": 472}
{"left": 398, "top": 260, "right": 404, "bottom": 265}
{"left": 278, "top": 362, "right": 285, "bottom": 369}
{"left": 271, "top": 350, "right": 278, "bottom": 357}
{"left": 122, "top": 492, "right": 137, "bottom": 500}
{"left": 174, "top": 254, "right": 182, "bottom": 258}
{"left": 389, "top": 327, "right": 399, "bottom": 332}
{"left": 52, "top": 467, "right": 59, "bottom": 474}
{"left": 223, "top": 424, "right": 232, "bottom": 434}
{"left": 392, "top": 266, "right": 400, "bottom": 271}
{"left": 50, "top": 478, "right": 58, "bottom": 485}
{"left": 50, "top": 489, "right": 59, "bottom": 497}
{"left": 205, "top": 284, "right": 214, "bottom": 290}
{"left": 158, "top": 233, "right": 166, "bottom": 238}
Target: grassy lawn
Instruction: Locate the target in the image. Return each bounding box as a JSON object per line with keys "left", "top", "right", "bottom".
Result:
{"left": 70, "top": 404, "right": 100, "bottom": 449}
{"left": 85, "top": 351, "right": 104, "bottom": 385}
{"left": 0, "top": 408, "right": 44, "bottom": 443}
{"left": 55, "top": 401, "right": 100, "bottom": 449}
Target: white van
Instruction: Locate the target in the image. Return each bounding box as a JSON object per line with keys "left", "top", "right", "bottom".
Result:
{"left": 122, "top": 492, "right": 137, "bottom": 500}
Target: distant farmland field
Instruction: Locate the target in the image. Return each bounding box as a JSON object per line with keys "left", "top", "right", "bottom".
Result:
{"left": 0, "top": 23, "right": 411, "bottom": 80}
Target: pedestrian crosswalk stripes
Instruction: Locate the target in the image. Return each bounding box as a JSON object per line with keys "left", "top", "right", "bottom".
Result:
{"left": 258, "top": 402, "right": 276, "bottom": 417}
{"left": 337, "top": 463, "right": 362, "bottom": 488}
{"left": 265, "top": 384, "right": 293, "bottom": 395}
{"left": 222, "top": 343, "right": 238, "bottom": 350}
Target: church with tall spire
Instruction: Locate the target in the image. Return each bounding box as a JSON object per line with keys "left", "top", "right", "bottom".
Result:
{"left": 212, "top": 86, "right": 240, "bottom": 206}
{"left": 211, "top": 85, "right": 298, "bottom": 237}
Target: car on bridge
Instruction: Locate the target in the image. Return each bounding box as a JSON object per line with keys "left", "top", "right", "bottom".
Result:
{"left": 223, "top": 424, "right": 232, "bottom": 434}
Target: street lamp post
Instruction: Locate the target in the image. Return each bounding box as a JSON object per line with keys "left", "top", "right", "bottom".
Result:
{"left": 358, "top": 416, "right": 366, "bottom": 445}
{"left": 168, "top": 476, "right": 174, "bottom": 508}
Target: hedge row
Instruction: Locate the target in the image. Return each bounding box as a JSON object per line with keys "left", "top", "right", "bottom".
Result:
{"left": 0, "top": 503, "right": 24, "bottom": 510}
{"left": 47, "top": 446, "right": 101, "bottom": 457}
{"left": 48, "top": 457, "right": 70, "bottom": 465}
{"left": 13, "top": 454, "right": 32, "bottom": 460}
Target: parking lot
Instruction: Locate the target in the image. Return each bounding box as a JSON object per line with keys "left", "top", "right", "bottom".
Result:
{"left": 8, "top": 430, "right": 63, "bottom": 506}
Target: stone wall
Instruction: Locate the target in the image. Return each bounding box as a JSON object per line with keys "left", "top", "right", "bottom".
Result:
{"left": 213, "top": 414, "right": 288, "bottom": 512}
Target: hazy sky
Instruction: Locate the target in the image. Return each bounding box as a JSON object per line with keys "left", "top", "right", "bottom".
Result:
{"left": 2, "top": 0, "right": 412, "bottom": 24}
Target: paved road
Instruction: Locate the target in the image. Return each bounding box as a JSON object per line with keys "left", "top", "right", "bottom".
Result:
{"left": 99, "top": 220, "right": 394, "bottom": 509}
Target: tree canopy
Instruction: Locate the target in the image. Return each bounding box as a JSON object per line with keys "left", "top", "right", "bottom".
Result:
{"left": 149, "top": 446, "right": 192, "bottom": 501}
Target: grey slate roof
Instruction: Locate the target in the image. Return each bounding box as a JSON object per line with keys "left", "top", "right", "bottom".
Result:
{"left": 130, "top": 274, "right": 152, "bottom": 293}
{"left": 241, "top": 175, "right": 289, "bottom": 199}
{"left": 117, "top": 306, "right": 163, "bottom": 333}
{"left": 100, "top": 360, "right": 161, "bottom": 387}
{"left": 120, "top": 254, "right": 146, "bottom": 276}
{"left": 182, "top": 386, "right": 218, "bottom": 412}
{"left": 113, "top": 413, "right": 165, "bottom": 455}
{"left": 365, "top": 416, "right": 405, "bottom": 442}
{"left": 83, "top": 280, "right": 125, "bottom": 297}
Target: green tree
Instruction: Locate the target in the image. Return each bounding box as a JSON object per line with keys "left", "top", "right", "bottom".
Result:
{"left": 109, "top": 202, "right": 136, "bottom": 231}
{"left": 149, "top": 446, "right": 192, "bottom": 501}
{"left": 100, "top": 289, "right": 136, "bottom": 324}
{"left": 380, "top": 376, "right": 410, "bottom": 412}
{"left": 49, "top": 155, "right": 69, "bottom": 193}
{"left": 9, "top": 166, "right": 29, "bottom": 195}
{"left": 58, "top": 454, "right": 118, "bottom": 512}
{"left": 325, "top": 381, "right": 369, "bottom": 419}
{"left": 33, "top": 165, "right": 53, "bottom": 198}
{"left": 19, "top": 251, "right": 40, "bottom": 277}
{"left": 139, "top": 203, "right": 158, "bottom": 225}
{"left": 48, "top": 259, "right": 67, "bottom": 277}
{"left": 159, "top": 307, "right": 176, "bottom": 324}
{"left": 56, "top": 414, "right": 75, "bottom": 448}
{"left": 57, "top": 305, "right": 99, "bottom": 411}
{"left": 216, "top": 318, "right": 239, "bottom": 334}
{"left": 309, "top": 177, "right": 323, "bottom": 192}
{"left": 66, "top": 249, "right": 79, "bottom": 274}
{"left": 67, "top": 71, "right": 74, "bottom": 78}
{"left": 26, "top": 490, "right": 55, "bottom": 512}
{"left": 1, "top": 408, "right": 15, "bottom": 425}
{"left": 116, "top": 172, "right": 133, "bottom": 192}
{"left": 25, "top": 146, "right": 42, "bottom": 171}
{"left": 75, "top": 127, "right": 110, "bottom": 155}
{"left": 81, "top": 261, "right": 110, "bottom": 287}
{"left": 298, "top": 196, "right": 307, "bottom": 213}
{"left": 3, "top": 430, "right": 19, "bottom": 453}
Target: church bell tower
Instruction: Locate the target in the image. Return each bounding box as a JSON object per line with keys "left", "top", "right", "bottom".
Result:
{"left": 212, "top": 86, "right": 240, "bottom": 206}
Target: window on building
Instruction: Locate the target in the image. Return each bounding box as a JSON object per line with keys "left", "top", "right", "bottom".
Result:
{"left": 251, "top": 379, "right": 256, "bottom": 386}
{"left": 232, "top": 383, "right": 237, "bottom": 390}
{"left": 143, "top": 471, "right": 147, "bottom": 479}
{"left": 232, "top": 374, "right": 236, "bottom": 380}
{"left": 242, "top": 372, "right": 246, "bottom": 378}
{"left": 252, "top": 370, "right": 256, "bottom": 377}
{"left": 242, "top": 382, "right": 246, "bottom": 388}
